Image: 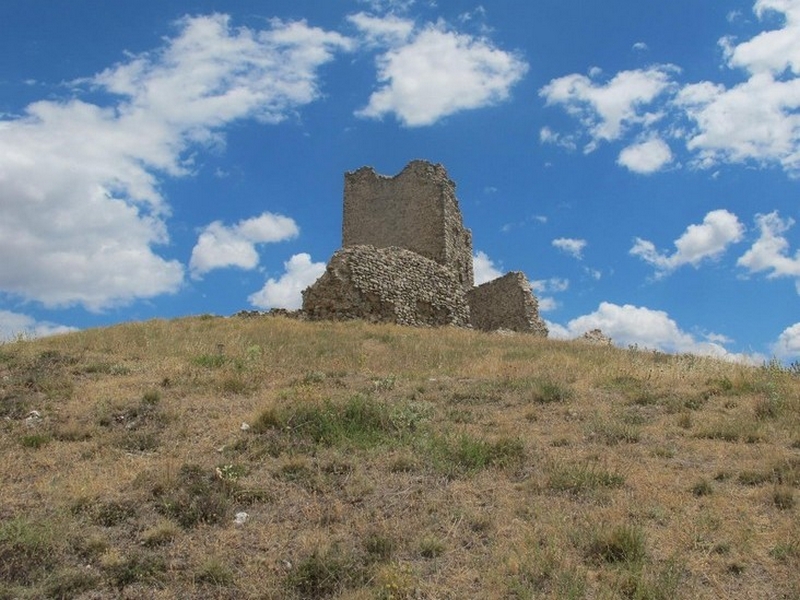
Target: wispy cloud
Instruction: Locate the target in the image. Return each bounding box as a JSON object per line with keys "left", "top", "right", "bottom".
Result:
{"left": 552, "top": 237, "right": 587, "bottom": 260}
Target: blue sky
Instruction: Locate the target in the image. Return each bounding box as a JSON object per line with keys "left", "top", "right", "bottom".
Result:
{"left": 1, "top": 0, "right": 799, "bottom": 362}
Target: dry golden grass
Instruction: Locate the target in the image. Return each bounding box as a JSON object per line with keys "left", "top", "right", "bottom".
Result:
{"left": 1, "top": 315, "right": 799, "bottom": 599}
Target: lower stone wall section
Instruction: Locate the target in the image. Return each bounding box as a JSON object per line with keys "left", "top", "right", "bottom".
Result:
{"left": 466, "top": 272, "right": 548, "bottom": 336}
{"left": 302, "top": 245, "right": 470, "bottom": 327}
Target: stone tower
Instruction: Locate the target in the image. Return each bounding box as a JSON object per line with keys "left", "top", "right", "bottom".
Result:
{"left": 342, "top": 160, "right": 474, "bottom": 291}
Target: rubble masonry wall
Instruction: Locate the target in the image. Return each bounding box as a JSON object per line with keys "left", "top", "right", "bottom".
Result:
{"left": 466, "top": 271, "right": 549, "bottom": 336}
{"left": 301, "top": 245, "right": 470, "bottom": 327}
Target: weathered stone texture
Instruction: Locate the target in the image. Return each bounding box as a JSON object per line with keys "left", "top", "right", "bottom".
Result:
{"left": 466, "top": 272, "right": 548, "bottom": 336}
{"left": 343, "top": 160, "right": 474, "bottom": 291}
{"left": 301, "top": 245, "right": 470, "bottom": 327}
{"left": 580, "top": 329, "right": 613, "bottom": 346}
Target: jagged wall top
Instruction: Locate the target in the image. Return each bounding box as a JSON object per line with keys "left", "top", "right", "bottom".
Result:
{"left": 342, "top": 160, "right": 474, "bottom": 290}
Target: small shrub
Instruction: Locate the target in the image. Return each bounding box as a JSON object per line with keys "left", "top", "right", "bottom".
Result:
{"left": 754, "top": 394, "right": 784, "bottom": 420}
{"left": 375, "top": 562, "right": 415, "bottom": 600}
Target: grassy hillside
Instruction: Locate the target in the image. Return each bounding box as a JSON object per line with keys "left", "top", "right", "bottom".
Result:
{"left": 1, "top": 315, "right": 799, "bottom": 599}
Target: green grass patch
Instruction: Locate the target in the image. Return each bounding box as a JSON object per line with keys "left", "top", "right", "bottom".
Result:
{"left": 696, "top": 418, "right": 764, "bottom": 444}
{"left": 251, "top": 395, "right": 428, "bottom": 450}
{"left": 424, "top": 433, "right": 525, "bottom": 476}
{"left": 586, "top": 524, "right": 647, "bottom": 565}
{"left": 546, "top": 461, "right": 625, "bottom": 496}
{"left": 0, "top": 517, "right": 60, "bottom": 585}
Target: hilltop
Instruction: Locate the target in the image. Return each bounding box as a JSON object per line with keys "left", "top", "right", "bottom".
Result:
{"left": 1, "top": 315, "right": 798, "bottom": 599}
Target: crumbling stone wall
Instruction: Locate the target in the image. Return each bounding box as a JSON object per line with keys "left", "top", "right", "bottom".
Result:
{"left": 302, "top": 245, "right": 470, "bottom": 327}
{"left": 343, "top": 161, "right": 474, "bottom": 290}
{"left": 466, "top": 272, "right": 548, "bottom": 336}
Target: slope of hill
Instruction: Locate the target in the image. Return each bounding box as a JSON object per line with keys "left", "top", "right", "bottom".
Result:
{"left": 1, "top": 315, "right": 798, "bottom": 599}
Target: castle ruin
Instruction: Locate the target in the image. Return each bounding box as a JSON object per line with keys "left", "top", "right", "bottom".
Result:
{"left": 302, "top": 160, "right": 548, "bottom": 336}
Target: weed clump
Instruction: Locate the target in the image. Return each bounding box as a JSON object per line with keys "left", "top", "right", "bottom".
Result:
{"left": 153, "top": 464, "right": 236, "bottom": 528}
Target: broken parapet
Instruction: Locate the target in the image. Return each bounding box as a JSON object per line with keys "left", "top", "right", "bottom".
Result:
{"left": 466, "top": 272, "right": 548, "bottom": 336}
{"left": 343, "top": 160, "right": 474, "bottom": 291}
{"left": 580, "top": 329, "right": 613, "bottom": 346}
{"left": 301, "top": 245, "right": 470, "bottom": 327}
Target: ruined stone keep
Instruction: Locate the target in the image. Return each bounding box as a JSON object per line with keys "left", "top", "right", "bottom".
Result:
{"left": 343, "top": 161, "right": 474, "bottom": 291}
{"left": 302, "top": 160, "right": 548, "bottom": 336}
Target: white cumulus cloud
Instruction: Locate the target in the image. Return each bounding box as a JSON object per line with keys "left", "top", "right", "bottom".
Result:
{"left": 0, "top": 14, "right": 350, "bottom": 311}
{"left": 542, "top": 0, "right": 800, "bottom": 176}
{"left": 773, "top": 322, "right": 800, "bottom": 360}
{"left": 737, "top": 211, "right": 800, "bottom": 288}
{"left": 473, "top": 250, "right": 503, "bottom": 285}
{"left": 552, "top": 302, "right": 750, "bottom": 360}
{"left": 552, "top": 238, "right": 587, "bottom": 259}
{"left": 631, "top": 209, "right": 745, "bottom": 276}
{"left": 190, "top": 213, "right": 299, "bottom": 279}
{"left": 248, "top": 253, "right": 326, "bottom": 310}
{"left": 0, "top": 310, "right": 77, "bottom": 341}
{"left": 353, "top": 16, "right": 528, "bottom": 126}
{"left": 617, "top": 136, "right": 673, "bottom": 173}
